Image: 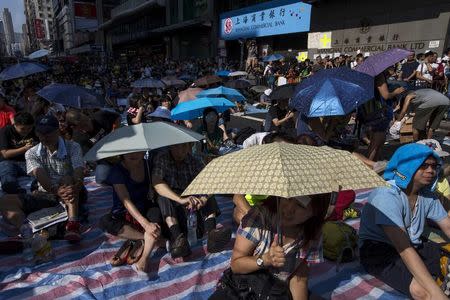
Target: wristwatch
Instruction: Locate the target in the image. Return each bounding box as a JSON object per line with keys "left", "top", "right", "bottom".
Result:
{"left": 256, "top": 256, "right": 264, "bottom": 268}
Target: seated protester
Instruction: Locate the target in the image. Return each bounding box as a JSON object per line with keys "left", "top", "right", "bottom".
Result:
{"left": 0, "top": 91, "right": 16, "bottom": 129}
{"left": 359, "top": 143, "right": 450, "bottom": 299}
{"left": 0, "top": 115, "right": 86, "bottom": 241}
{"left": 0, "top": 112, "right": 37, "bottom": 193}
{"left": 196, "top": 108, "right": 225, "bottom": 155}
{"left": 152, "top": 142, "right": 231, "bottom": 258}
{"left": 100, "top": 152, "right": 162, "bottom": 273}
{"left": 211, "top": 195, "right": 330, "bottom": 300}
{"left": 126, "top": 97, "right": 146, "bottom": 125}
{"left": 265, "top": 98, "right": 296, "bottom": 137}
{"left": 65, "top": 109, "right": 121, "bottom": 184}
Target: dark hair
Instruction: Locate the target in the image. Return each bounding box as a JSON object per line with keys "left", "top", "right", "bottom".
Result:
{"left": 14, "top": 112, "right": 34, "bottom": 126}
{"left": 202, "top": 107, "right": 219, "bottom": 129}
{"left": 254, "top": 194, "right": 330, "bottom": 248}
{"left": 297, "top": 134, "right": 318, "bottom": 146}
{"left": 262, "top": 132, "right": 296, "bottom": 144}
{"left": 424, "top": 51, "right": 434, "bottom": 58}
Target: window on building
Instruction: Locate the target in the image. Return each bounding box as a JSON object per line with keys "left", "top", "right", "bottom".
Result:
{"left": 39, "top": 13, "right": 44, "bottom": 18}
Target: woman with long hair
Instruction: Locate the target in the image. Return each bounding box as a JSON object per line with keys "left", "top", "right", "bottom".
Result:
{"left": 212, "top": 194, "right": 330, "bottom": 300}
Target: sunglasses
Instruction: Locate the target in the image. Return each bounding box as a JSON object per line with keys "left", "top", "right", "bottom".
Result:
{"left": 419, "top": 162, "right": 441, "bottom": 170}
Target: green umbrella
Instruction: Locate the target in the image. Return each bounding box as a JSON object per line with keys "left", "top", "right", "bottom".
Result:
{"left": 84, "top": 122, "right": 205, "bottom": 161}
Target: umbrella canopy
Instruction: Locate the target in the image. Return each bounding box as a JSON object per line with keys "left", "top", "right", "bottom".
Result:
{"left": 229, "top": 71, "right": 248, "bottom": 77}
{"left": 131, "top": 78, "right": 165, "bottom": 89}
{"left": 270, "top": 83, "right": 297, "bottom": 101}
{"left": 216, "top": 70, "right": 231, "bottom": 77}
{"left": 178, "top": 74, "right": 194, "bottom": 81}
{"left": 355, "top": 48, "right": 412, "bottom": 77}
{"left": 171, "top": 97, "right": 235, "bottom": 120}
{"left": 182, "top": 143, "right": 387, "bottom": 198}
{"left": 0, "top": 62, "right": 49, "bottom": 81}
{"left": 84, "top": 122, "right": 204, "bottom": 161}
{"left": 263, "top": 54, "right": 284, "bottom": 62}
{"left": 250, "top": 85, "right": 270, "bottom": 93}
{"left": 162, "top": 78, "right": 186, "bottom": 88}
{"left": 177, "top": 87, "right": 203, "bottom": 103}
{"left": 197, "top": 86, "right": 246, "bottom": 102}
{"left": 194, "top": 75, "right": 222, "bottom": 88}
{"left": 224, "top": 79, "right": 251, "bottom": 89}
{"left": 37, "top": 83, "right": 103, "bottom": 109}
{"left": 28, "top": 49, "right": 50, "bottom": 59}
{"left": 291, "top": 68, "right": 374, "bottom": 117}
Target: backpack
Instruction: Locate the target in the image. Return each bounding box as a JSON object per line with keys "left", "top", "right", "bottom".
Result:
{"left": 322, "top": 221, "right": 358, "bottom": 270}
{"left": 326, "top": 190, "right": 356, "bottom": 221}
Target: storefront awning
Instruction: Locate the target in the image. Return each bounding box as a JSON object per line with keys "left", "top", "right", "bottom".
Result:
{"left": 99, "top": 0, "right": 165, "bottom": 30}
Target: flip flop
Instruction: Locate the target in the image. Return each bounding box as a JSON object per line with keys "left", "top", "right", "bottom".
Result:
{"left": 127, "top": 239, "right": 144, "bottom": 265}
{"left": 110, "top": 240, "right": 134, "bottom": 267}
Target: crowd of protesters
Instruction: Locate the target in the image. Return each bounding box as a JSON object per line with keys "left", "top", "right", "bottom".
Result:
{"left": 0, "top": 47, "right": 450, "bottom": 299}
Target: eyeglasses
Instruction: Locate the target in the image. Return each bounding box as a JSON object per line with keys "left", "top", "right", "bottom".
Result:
{"left": 419, "top": 162, "right": 441, "bottom": 170}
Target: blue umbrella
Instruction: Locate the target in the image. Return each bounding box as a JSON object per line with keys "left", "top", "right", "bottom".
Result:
{"left": 37, "top": 83, "right": 102, "bottom": 109}
{"left": 0, "top": 62, "right": 49, "bottom": 81}
{"left": 263, "top": 54, "right": 284, "bottom": 62}
{"left": 197, "top": 86, "right": 245, "bottom": 102}
{"left": 291, "top": 68, "right": 374, "bottom": 117}
{"left": 171, "top": 97, "right": 236, "bottom": 120}
{"left": 216, "top": 70, "right": 231, "bottom": 77}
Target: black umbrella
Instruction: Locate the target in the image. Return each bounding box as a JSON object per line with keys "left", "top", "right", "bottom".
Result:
{"left": 270, "top": 83, "right": 297, "bottom": 101}
{"left": 224, "top": 79, "right": 251, "bottom": 89}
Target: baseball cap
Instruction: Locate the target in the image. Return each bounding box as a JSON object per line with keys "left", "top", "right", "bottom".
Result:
{"left": 416, "top": 139, "right": 449, "bottom": 157}
{"left": 35, "top": 115, "right": 59, "bottom": 134}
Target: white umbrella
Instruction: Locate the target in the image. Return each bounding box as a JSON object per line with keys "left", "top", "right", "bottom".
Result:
{"left": 228, "top": 71, "right": 248, "bottom": 77}
{"left": 28, "top": 49, "right": 50, "bottom": 60}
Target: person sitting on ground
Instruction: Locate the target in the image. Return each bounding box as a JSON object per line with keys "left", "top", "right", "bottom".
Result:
{"left": 100, "top": 152, "right": 162, "bottom": 273}
{"left": 211, "top": 195, "right": 330, "bottom": 300}
{"left": 152, "top": 142, "right": 231, "bottom": 258}
{"left": 359, "top": 143, "right": 450, "bottom": 299}
{"left": 0, "top": 91, "right": 16, "bottom": 129}
{"left": 196, "top": 108, "right": 225, "bottom": 156}
{"left": 0, "top": 115, "right": 86, "bottom": 241}
{"left": 65, "top": 109, "right": 121, "bottom": 184}
{"left": 396, "top": 89, "right": 450, "bottom": 141}
{"left": 265, "top": 98, "right": 296, "bottom": 137}
{"left": 0, "top": 112, "right": 37, "bottom": 194}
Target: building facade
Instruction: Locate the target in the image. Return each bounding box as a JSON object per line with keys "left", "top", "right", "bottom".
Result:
{"left": 0, "top": 21, "right": 7, "bottom": 57}
{"left": 2, "top": 8, "right": 15, "bottom": 56}
{"left": 24, "top": 0, "right": 55, "bottom": 53}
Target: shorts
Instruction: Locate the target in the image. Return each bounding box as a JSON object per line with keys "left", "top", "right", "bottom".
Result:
{"left": 100, "top": 206, "right": 166, "bottom": 237}
{"left": 360, "top": 240, "right": 441, "bottom": 297}
{"left": 413, "top": 105, "right": 448, "bottom": 131}
{"left": 20, "top": 193, "right": 60, "bottom": 215}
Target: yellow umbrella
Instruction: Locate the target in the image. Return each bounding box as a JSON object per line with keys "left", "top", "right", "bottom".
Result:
{"left": 182, "top": 143, "right": 387, "bottom": 198}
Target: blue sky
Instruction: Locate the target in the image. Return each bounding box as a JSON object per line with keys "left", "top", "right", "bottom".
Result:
{"left": 0, "top": 0, "right": 26, "bottom": 33}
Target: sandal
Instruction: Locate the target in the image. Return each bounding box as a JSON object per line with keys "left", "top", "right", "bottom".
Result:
{"left": 110, "top": 240, "right": 134, "bottom": 267}
{"left": 127, "top": 239, "right": 145, "bottom": 265}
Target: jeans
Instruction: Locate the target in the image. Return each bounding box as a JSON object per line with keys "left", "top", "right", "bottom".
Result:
{"left": 95, "top": 159, "right": 113, "bottom": 185}
{"left": 0, "top": 160, "right": 27, "bottom": 194}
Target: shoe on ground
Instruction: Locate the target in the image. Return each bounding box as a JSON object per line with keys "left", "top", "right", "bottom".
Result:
{"left": 64, "top": 221, "right": 82, "bottom": 242}
{"left": 170, "top": 233, "right": 191, "bottom": 258}
{"left": 207, "top": 227, "right": 232, "bottom": 253}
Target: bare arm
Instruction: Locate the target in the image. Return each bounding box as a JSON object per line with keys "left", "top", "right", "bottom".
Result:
{"left": 1, "top": 144, "right": 32, "bottom": 160}
{"left": 233, "top": 194, "right": 251, "bottom": 216}
{"left": 230, "top": 234, "right": 264, "bottom": 274}
{"left": 383, "top": 225, "right": 446, "bottom": 299}
{"left": 113, "top": 183, "right": 152, "bottom": 228}
{"left": 377, "top": 83, "right": 404, "bottom": 100}
{"left": 289, "top": 262, "right": 309, "bottom": 300}
{"left": 272, "top": 112, "right": 294, "bottom": 127}
{"left": 33, "top": 168, "right": 57, "bottom": 194}
{"left": 131, "top": 107, "right": 145, "bottom": 124}
{"left": 396, "top": 93, "right": 415, "bottom": 121}
{"left": 437, "top": 216, "right": 450, "bottom": 239}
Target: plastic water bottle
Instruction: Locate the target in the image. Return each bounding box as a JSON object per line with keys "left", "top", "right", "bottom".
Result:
{"left": 187, "top": 209, "right": 198, "bottom": 247}
{"left": 20, "top": 222, "right": 34, "bottom": 262}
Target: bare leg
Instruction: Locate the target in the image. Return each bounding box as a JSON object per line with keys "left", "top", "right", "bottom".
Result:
{"left": 165, "top": 216, "right": 177, "bottom": 228}
{"left": 409, "top": 278, "right": 431, "bottom": 300}
{"left": 367, "top": 131, "right": 386, "bottom": 161}
{"left": 134, "top": 231, "right": 157, "bottom": 272}
{"left": 117, "top": 224, "right": 144, "bottom": 240}
{"left": 0, "top": 194, "right": 25, "bottom": 229}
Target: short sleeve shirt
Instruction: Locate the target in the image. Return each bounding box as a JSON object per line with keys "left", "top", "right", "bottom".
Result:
{"left": 152, "top": 151, "right": 204, "bottom": 192}
{"left": 359, "top": 180, "right": 447, "bottom": 246}
{"left": 0, "top": 125, "right": 37, "bottom": 162}
{"left": 25, "top": 138, "right": 84, "bottom": 189}
{"left": 237, "top": 208, "right": 323, "bottom": 281}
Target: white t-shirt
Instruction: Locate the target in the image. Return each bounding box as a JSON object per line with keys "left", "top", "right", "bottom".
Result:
{"left": 416, "top": 62, "right": 433, "bottom": 81}
{"left": 242, "top": 132, "right": 270, "bottom": 149}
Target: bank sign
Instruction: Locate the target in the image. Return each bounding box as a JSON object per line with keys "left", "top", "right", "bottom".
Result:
{"left": 220, "top": 0, "right": 311, "bottom": 40}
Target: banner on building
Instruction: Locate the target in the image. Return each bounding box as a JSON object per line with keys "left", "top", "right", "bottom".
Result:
{"left": 308, "top": 32, "right": 332, "bottom": 49}
{"left": 74, "top": 2, "right": 97, "bottom": 19}
{"left": 219, "top": 0, "right": 311, "bottom": 40}
{"left": 35, "top": 19, "right": 45, "bottom": 39}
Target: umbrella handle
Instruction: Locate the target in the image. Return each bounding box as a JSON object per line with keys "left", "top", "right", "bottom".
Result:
{"left": 276, "top": 197, "right": 283, "bottom": 246}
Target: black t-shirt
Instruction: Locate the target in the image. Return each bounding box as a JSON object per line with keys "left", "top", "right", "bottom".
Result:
{"left": 0, "top": 125, "right": 38, "bottom": 162}
{"left": 73, "top": 110, "right": 120, "bottom": 154}
{"left": 265, "top": 105, "right": 295, "bottom": 133}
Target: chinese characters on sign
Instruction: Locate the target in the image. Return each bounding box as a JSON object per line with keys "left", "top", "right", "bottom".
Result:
{"left": 220, "top": 1, "right": 311, "bottom": 40}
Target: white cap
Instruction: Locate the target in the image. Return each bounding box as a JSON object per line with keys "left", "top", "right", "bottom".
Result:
{"left": 416, "top": 139, "right": 449, "bottom": 157}
{"left": 264, "top": 89, "right": 272, "bottom": 96}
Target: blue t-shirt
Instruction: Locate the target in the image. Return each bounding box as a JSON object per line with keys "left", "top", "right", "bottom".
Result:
{"left": 359, "top": 180, "right": 447, "bottom": 246}
{"left": 106, "top": 160, "right": 152, "bottom": 216}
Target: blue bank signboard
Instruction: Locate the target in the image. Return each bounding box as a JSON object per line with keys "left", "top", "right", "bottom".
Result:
{"left": 219, "top": 0, "right": 311, "bottom": 40}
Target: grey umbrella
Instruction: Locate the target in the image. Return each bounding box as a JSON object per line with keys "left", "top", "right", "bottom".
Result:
{"left": 84, "top": 122, "right": 205, "bottom": 161}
